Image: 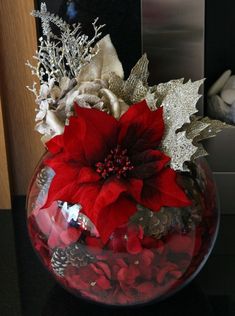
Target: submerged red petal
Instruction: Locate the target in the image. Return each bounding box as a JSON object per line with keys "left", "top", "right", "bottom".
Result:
{"left": 167, "top": 233, "right": 194, "bottom": 255}
{"left": 96, "top": 275, "right": 112, "bottom": 290}
{"left": 126, "top": 236, "right": 142, "bottom": 255}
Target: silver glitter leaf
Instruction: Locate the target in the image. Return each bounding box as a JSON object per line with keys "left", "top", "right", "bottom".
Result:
{"left": 163, "top": 131, "right": 197, "bottom": 171}
{"left": 154, "top": 79, "right": 184, "bottom": 104}
{"left": 161, "top": 79, "right": 204, "bottom": 171}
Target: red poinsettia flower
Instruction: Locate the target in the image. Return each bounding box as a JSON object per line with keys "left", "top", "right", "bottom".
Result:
{"left": 44, "top": 100, "right": 191, "bottom": 242}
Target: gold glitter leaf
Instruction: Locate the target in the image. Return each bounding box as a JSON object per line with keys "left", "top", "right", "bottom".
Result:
{"left": 195, "top": 117, "right": 229, "bottom": 142}
{"left": 108, "top": 72, "right": 124, "bottom": 98}
{"left": 122, "top": 54, "right": 149, "bottom": 103}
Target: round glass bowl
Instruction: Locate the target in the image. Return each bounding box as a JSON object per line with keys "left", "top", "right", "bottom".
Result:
{"left": 27, "top": 154, "right": 219, "bottom": 306}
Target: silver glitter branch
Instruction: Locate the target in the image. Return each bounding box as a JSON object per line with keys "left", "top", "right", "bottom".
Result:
{"left": 26, "top": 3, "right": 104, "bottom": 93}
{"left": 32, "top": 2, "right": 70, "bottom": 38}
{"left": 26, "top": 81, "right": 39, "bottom": 99}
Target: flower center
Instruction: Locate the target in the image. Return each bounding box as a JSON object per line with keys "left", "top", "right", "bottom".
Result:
{"left": 95, "top": 145, "right": 134, "bottom": 179}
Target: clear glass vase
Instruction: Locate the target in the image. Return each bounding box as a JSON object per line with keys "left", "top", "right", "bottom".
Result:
{"left": 27, "top": 154, "right": 219, "bottom": 306}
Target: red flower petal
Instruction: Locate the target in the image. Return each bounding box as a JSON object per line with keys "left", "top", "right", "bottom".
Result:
{"left": 124, "top": 178, "right": 143, "bottom": 202}
{"left": 90, "top": 263, "right": 104, "bottom": 276}
{"left": 127, "top": 236, "right": 142, "bottom": 255}
{"left": 142, "top": 249, "right": 155, "bottom": 266}
{"left": 43, "top": 155, "right": 84, "bottom": 208}
{"left": 131, "top": 150, "right": 170, "bottom": 179}
{"left": 77, "top": 167, "right": 101, "bottom": 184}
{"left": 155, "top": 240, "right": 166, "bottom": 254}
{"left": 167, "top": 233, "right": 193, "bottom": 255}
{"left": 117, "top": 267, "right": 129, "bottom": 283}
{"left": 118, "top": 100, "right": 164, "bottom": 154}
{"left": 96, "top": 262, "right": 112, "bottom": 279}
{"left": 46, "top": 134, "right": 64, "bottom": 154}
{"left": 139, "top": 168, "right": 192, "bottom": 211}
{"left": 170, "top": 270, "right": 183, "bottom": 279}
{"left": 67, "top": 275, "right": 90, "bottom": 291}
{"left": 117, "top": 265, "right": 140, "bottom": 285}
{"left": 71, "top": 183, "right": 102, "bottom": 219}
{"left": 156, "top": 262, "right": 179, "bottom": 284}
{"left": 62, "top": 116, "right": 88, "bottom": 160}
{"left": 96, "top": 275, "right": 112, "bottom": 290}
{"left": 156, "top": 169, "right": 192, "bottom": 206}
{"left": 74, "top": 104, "right": 118, "bottom": 150}
{"left": 95, "top": 197, "right": 137, "bottom": 243}
{"left": 94, "top": 179, "right": 129, "bottom": 211}
{"left": 44, "top": 178, "right": 80, "bottom": 208}
{"left": 66, "top": 105, "right": 118, "bottom": 164}
{"left": 108, "top": 235, "right": 126, "bottom": 252}
{"left": 115, "top": 258, "right": 128, "bottom": 268}
{"left": 141, "top": 236, "right": 158, "bottom": 248}
{"left": 79, "top": 265, "right": 97, "bottom": 282}
{"left": 77, "top": 179, "right": 142, "bottom": 243}
{"left": 127, "top": 224, "right": 143, "bottom": 239}
{"left": 136, "top": 282, "right": 155, "bottom": 295}
{"left": 86, "top": 236, "right": 104, "bottom": 249}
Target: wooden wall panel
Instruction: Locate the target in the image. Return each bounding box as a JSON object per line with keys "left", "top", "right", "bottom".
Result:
{"left": 0, "top": 96, "right": 11, "bottom": 209}
{"left": 0, "top": 0, "right": 44, "bottom": 195}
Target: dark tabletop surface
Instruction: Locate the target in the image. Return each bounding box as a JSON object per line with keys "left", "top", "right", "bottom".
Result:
{"left": 0, "top": 196, "right": 235, "bottom": 316}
